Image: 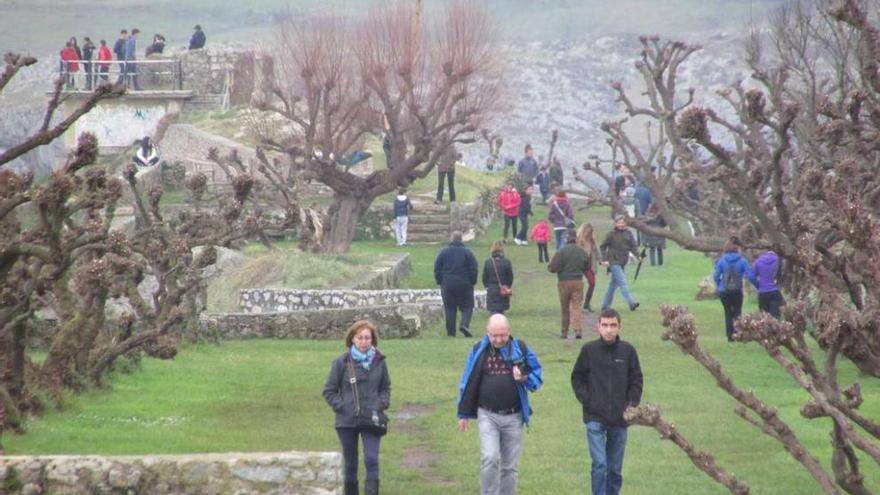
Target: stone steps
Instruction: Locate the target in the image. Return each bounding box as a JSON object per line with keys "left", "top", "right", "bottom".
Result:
{"left": 406, "top": 232, "right": 448, "bottom": 244}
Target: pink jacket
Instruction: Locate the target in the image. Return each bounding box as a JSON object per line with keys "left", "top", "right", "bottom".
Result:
{"left": 529, "top": 221, "right": 551, "bottom": 243}
{"left": 497, "top": 188, "right": 521, "bottom": 217}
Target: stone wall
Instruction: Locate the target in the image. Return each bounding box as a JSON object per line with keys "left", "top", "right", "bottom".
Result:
{"left": 239, "top": 288, "right": 484, "bottom": 314}
{"left": 348, "top": 253, "right": 410, "bottom": 290}
{"left": 239, "top": 288, "right": 486, "bottom": 314}
{"left": 196, "top": 303, "right": 444, "bottom": 341}
{"left": 177, "top": 46, "right": 271, "bottom": 106}
{"left": 0, "top": 451, "right": 341, "bottom": 495}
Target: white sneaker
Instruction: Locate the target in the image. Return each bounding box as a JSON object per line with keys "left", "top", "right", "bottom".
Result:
{"left": 514, "top": 239, "right": 523, "bottom": 246}
{"left": 521, "top": 240, "right": 528, "bottom": 246}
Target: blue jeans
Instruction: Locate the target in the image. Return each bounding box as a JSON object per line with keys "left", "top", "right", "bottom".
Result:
{"left": 554, "top": 229, "right": 565, "bottom": 250}
{"left": 586, "top": 421, "right": 628, "bottom": 495}
{"left": 601, "top": 265, "right": 636, "bottom": 310}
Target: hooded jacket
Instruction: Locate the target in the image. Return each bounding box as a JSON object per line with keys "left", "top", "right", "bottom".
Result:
{"left": 753, "top": 251, "right": 782, "bottom": 293}
{"left": 323, "top": 350, "right": 391, "bottom": 428}
{"left": 457, "top": 335, "right": 543, "bottom": 425}
{"left": 498, "top": 188, "right": 522, "bottom": 217}
{"left": 529, "top": 221, "right": 551, "bottom": 243}
{"left": 713, "top": 251, "right": 758, "bottom": 294}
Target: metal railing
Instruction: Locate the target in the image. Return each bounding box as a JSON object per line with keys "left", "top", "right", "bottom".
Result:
{"left": 56, "top": 58, "right": 183, "bottom": 92}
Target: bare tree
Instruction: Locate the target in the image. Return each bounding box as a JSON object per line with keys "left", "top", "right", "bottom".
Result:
{"left": 573, "top": 1, "right": 880, "bottom": 493}
{"left": 252, "top": 0, "right": 502, "bottom": 253}
{"left": 0, "top": 54, "right": 287, "bottom": 439}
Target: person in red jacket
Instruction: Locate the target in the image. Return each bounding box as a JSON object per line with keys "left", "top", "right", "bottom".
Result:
{"left": 60, "top": 42, "right": 80, "bottom": 89}
{"left": 96, "top": 40, "right": 113, "bottom": 83}
{"left": 529, "top": 218, "right": 551, "bottom": 263}
{"left": 497, "top": 182, "right": 522, "bottom": 244}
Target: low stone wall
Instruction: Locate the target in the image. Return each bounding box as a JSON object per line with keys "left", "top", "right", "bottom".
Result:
{"left": 196, "top": 303, "right": 444, "bottom": 341}
{"left": 349, "top": 253, "right": 411, "bottom": 290}
{"left": 0, "top": 451, "right": 341, "bottom": 495}
{"left": 239, "top": 288, "right": 486, "bottom": 314}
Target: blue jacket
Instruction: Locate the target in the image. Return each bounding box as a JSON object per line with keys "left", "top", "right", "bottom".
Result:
{"left": 124, "top": 36, "right": 137, "bottom": 61}
{"left": 713, "top": 252, "right": 758, "bottom": 294}
{"left": 434, "top": 241, "right": 478, "bottom": 286}
{"left": 457, "top": 336, "right": 543, "bottom": 425}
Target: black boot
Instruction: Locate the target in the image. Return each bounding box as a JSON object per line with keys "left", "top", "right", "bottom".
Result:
{"left": 459, "top": 327, "right": 472, "bottom": 338}
{"left": 365, "top": 479, "right": 379, "bottom": 495}
{"left": 344, "top": 481, "right": 359, "bottom": 495}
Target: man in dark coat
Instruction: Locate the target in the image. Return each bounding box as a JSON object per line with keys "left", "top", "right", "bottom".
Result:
{"left": 600, "top": 216, "right": 642, "bottom": 311}
{"left": 571, "top": 308, "right": 643, "bottom": 495}
{"left": 189, "top": 24, "right": 206, "bottom": 50}
{"left": 113, "top": 29, "right": 128, "bottom": 85}
{"left": 434, "top": 231, "right": 478, "bottom": 337}
{"left": 517, "top": 144, "right": 539, "bottom": 186}
{"left": 436, "top": 147, "right": 457, "bottom": 204}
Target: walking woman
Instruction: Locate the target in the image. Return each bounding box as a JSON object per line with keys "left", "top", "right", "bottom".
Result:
{"left": 576, "top": 223, "right": 599, "bottom": 312}
{"left": 482, "top": 240, "right": 514, "bottom": 315}
{"left": 323, "top": 320, "right": 391, "bottom": 495}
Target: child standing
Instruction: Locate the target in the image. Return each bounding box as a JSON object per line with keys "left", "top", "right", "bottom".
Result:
{"left": 393, "top": 187, "right": 413, "bottom": 246}
{"left": 529, "top": 218, "right": 551, "bottom": 262}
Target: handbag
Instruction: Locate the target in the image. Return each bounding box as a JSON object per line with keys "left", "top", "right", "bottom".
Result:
{"left": 491, "top": 257, "right": 512, "bottom": 298}
{"left": 347, "top": 358, "right": 389, "bottom": 436}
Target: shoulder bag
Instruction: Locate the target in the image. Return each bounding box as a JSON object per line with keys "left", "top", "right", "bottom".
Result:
{"left": 347, "top": 358, "right": 389, "bottom": 436}
{"left": 491, "top": 257, "right": 512, "bottom": 298}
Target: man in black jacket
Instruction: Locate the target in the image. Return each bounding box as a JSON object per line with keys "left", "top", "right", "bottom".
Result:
{"left": 600, "top": 215, "right": 642, "bottom": 311}
{"left": 571, "top": 308, "right": 643, "bottom": 495}
{"left": 434, "top": 230, "right": 478, "bottom": 337}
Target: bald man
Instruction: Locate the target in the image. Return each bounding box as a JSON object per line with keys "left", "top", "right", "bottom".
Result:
{"left": 457, "top": 314, "right": 543, "bottom": 495}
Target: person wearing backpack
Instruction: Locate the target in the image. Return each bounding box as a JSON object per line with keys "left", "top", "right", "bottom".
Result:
{"left": 712, "top": 240, "right": 758, "bottom": 341}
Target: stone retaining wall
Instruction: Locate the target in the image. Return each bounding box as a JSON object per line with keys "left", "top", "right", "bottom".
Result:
{"left": 0, "top": 451, "right": 341, "bottom": 495}
{"left": 348, "top": 253, "right": 411, "bottom": 290}
{"left": 239, "top": 288, "right": 486, "bottom": 314}
{"left": 196, "top": 304, "right": 444, "bottom": 341}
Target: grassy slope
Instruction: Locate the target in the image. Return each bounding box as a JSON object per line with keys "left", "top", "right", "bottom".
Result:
{"left": 5, "top": 204, "right": 879, "bottom": 495}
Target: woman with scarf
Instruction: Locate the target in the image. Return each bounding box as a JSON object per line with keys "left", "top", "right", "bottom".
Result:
{"left": 323, "top": 320, "right": 391, "bottom": 495}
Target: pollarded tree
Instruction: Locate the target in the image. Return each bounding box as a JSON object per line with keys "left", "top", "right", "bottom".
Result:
{"left": 574, "top": 1, "right": 880, "bottom": 493}
{"left": 252, "top": 0, "right": 502, "bottom": 253}
{"left": 0, "top": 54, "right": 288, "bottom": 439}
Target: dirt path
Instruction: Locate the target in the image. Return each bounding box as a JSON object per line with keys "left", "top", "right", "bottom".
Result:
{"left": 391, "top": 403, "right": 455, "bottom": 486}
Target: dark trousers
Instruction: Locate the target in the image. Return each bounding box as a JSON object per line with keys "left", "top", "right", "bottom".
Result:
{"left": 441, "top": 283, "right": 474, "bottom": 336}
{"left": 517, "top": 213, "right": 529, "bottom": 241}
{"left": 336, "top": 427, "right": 381, "bottom": 482}
{"left": 649, "top": 247, "right": 663, "bottom": 266}
{"left": 84, "top": 62, "right": 93, "bottom": 90}
{"left": 116, "top": 62, "right": 126, "bottom": 84}
{"left": 758, "top": 290, "right": 784, "bottom": 319}
{"left": 503, "top": 215, "right": 518, "bottom": 240}
{"left": 99, "top": 66, "right": 109, "bottom": 82}
{"left": 124, "top": 61, "right": 141, "bottom": 90}
{"left": 720, "top": 290, "right": 744, "bottom": 340}
{"left": 437, "top": 171, "right": 455, "bottom": 202}
{"left": 537, "top": 243, "right": 549, "bottom": 262}
{"left": 583, "top": 269, "right": 596, "bottom": 309}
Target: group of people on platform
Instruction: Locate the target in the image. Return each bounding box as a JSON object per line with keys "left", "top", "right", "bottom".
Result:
{"left": 59, "top": 24, "right": 206, "bottom": 91}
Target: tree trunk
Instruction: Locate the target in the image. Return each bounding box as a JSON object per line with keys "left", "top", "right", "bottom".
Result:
{"left": 322, "top": 194, "right": 371, "bottom": 254}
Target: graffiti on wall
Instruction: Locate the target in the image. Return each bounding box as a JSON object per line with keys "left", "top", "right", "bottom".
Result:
{"left": 75, "top": 103, "right": 167, "bottom": 147}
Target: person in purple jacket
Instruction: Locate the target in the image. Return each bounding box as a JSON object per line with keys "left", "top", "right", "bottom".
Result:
{"left": 753, "top": 250, "right": 785, "bottom": 319}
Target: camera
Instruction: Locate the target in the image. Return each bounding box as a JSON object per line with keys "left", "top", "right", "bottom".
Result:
{"left": 511, "top": 358, "right": 530, "bottom": 376}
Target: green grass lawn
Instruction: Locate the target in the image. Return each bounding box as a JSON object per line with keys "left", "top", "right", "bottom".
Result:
{"left": 5, "top": 205, "right": 879, "bottom": 495}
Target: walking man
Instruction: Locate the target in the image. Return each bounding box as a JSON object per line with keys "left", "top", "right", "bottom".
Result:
{"left": 434, "top": 231, "right": 478, "bottom": 337}
{"left": 600, "top": 216, "right": 642, "bottom": 311}
{"left": 571, "top": 308, "right": 643, "bottom": 495}
{"left": 548, "top": 229, "right": 589, "bottom": 339}
{"left": 458, "top": 314, "right": 543, "bottom": 495}
{"left": 113, "top": 29, "right": 128, "bottom": 85}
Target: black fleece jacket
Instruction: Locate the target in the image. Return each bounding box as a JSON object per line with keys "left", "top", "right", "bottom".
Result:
{"left": 570, "top": 337, "right": 643, "bottom": 427}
